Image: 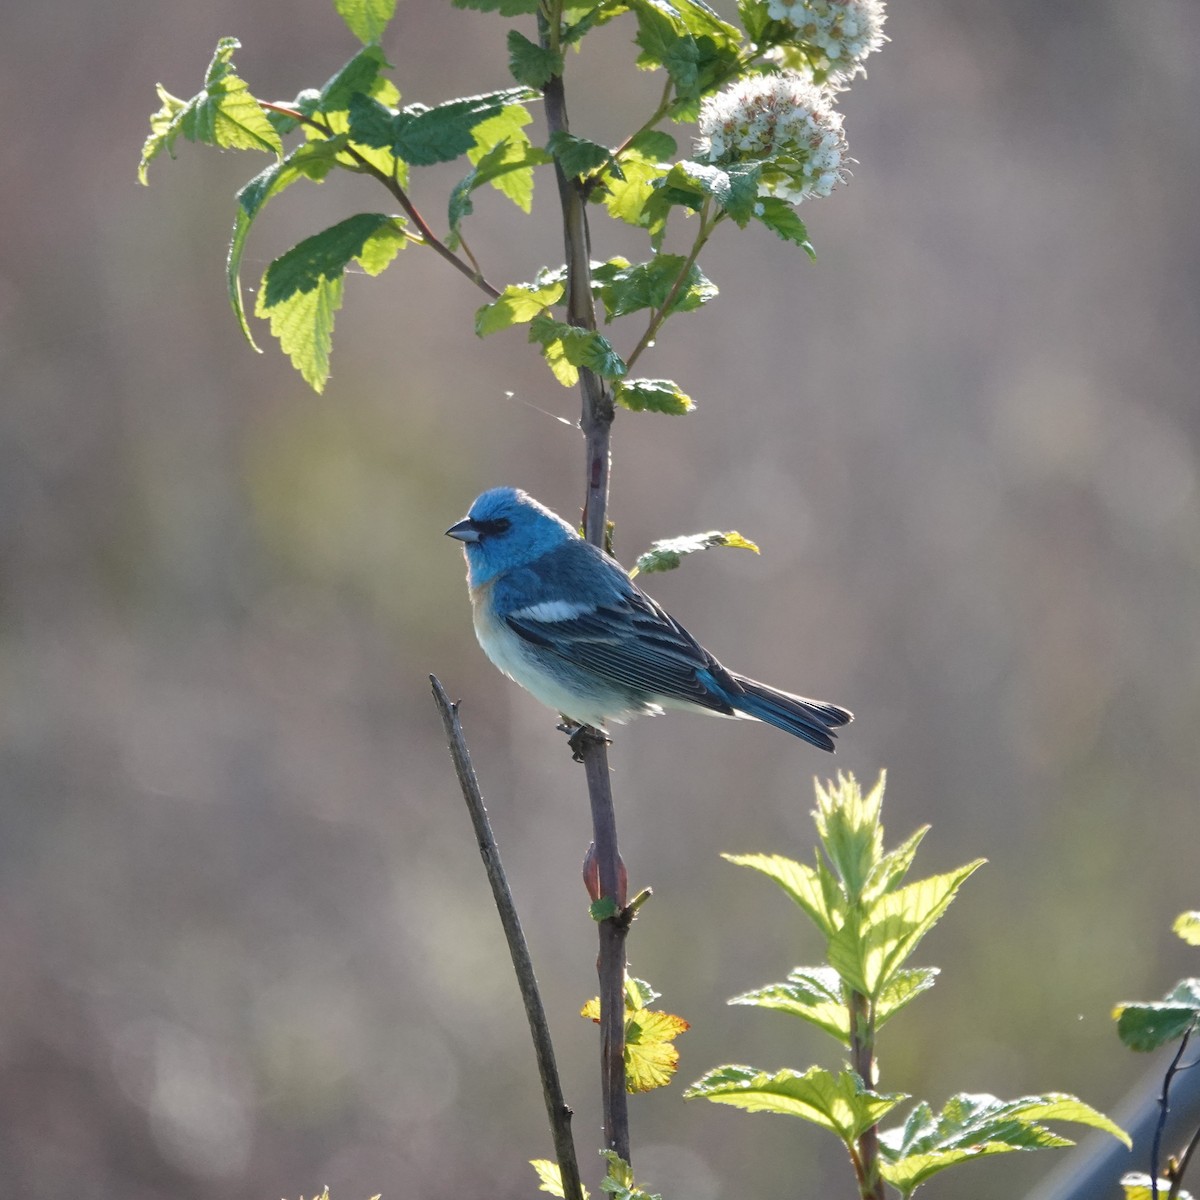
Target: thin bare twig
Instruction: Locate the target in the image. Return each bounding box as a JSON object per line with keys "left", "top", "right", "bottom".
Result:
{"left": 430, "top": 676, "right": 585, "bottom": 1200}
{"left": 1155, "top": 1024, "right": 1195, "bottom": 1200}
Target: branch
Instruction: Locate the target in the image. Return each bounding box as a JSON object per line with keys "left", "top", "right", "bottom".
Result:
{"left": 259, "top": 102, "right": 502, "bottom": 300}
{"left": 539, "top": 14, "right": 630, "bottom": 1164}
{"left": 430, "top": 676, "right": 585, "bottom": 1200}
{"left": 850, "top": 989, "right": 885, "bottom": 1200}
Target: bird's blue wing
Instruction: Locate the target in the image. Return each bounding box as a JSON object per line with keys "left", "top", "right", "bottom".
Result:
{"left": 495, "top": 544, "right": 736, "bottom": 714}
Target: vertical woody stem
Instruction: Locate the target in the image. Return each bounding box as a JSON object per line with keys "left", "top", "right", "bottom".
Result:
{"left": 540, "top": 12, "right": 630, "bottom": 1165}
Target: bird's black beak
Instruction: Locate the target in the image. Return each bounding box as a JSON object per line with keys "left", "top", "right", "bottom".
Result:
{"left": 445, "top": 518, "right": 480, "bottom": 543}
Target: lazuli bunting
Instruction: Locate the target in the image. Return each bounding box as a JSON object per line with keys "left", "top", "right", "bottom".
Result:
{"left": 446, "top": 488, "right": 852, "bottom": 751}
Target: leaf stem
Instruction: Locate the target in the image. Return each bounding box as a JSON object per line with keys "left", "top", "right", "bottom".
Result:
{"left": 259, "top": 102, "right": 502, "bottom": 299}
{"left": 625, "top": 198, "right": 718, "bottom": 373}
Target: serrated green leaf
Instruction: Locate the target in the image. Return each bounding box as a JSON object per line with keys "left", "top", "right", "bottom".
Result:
{"left": 875, "top": 966, "right": 941, "bottom": 1028}
{"left": 316, "top": 44, "right": 391, "bottom": 113}
{"left": 730, "top": 965, "right": 940, "bottom": 1046}
{"left": 878, "top": 1092, "right": 1130, "bottom": 1193}
{"left": 628, "top": 130, "right": 678, "bottom": 160}
{"left": 632, "top": 529, "right": 757, "bottom": 576}
{"left": 828, "top": 859, "right": 985, "bottom": 998}
{"left": 467, "top": 105, "right": 542, "bottom": 210}
{"left": 1121, "top": 1172, "right": 1195, "bottom": 1200}
{"left": 589, "top": 897, "right": 620, "bottom": 921}
{"left": 255, "top": 213, "right": 406, "bottom": 391}
{"left": 753, "top": 195, "right": 815, "bottom": 256}
{"left": 599, "top": 1151, "right": 662, "bottom": 1200}
{"left": 475, "top": 274, "right": 566, "bottom": 336}
{"left": 730, "top": 966, "right": 849, "bottom": 1042}
{"left": 814, "top": 772, "right": 886, "bottom": 899}
{"left": 228, "top": 139, "right": 349, "bottom": 347}
{"left": 349, "top": 87, "right": 535, "bottom": 166}
{"left": 548, "top": 131, "right": 614, "bottom": 181}
{"left": 1174, "top": 911, "right": 1200, "bottom": 946}
{"left": 531, "top": 1159, "right": 590, "bottom": 1200}
{"left": 601, "top": 153, "right": 670, "bottom": 228}
{"left": 138, "top": 38, "right": 281, "bottom": 183}
{"left": 1114, "top": 981, "right": 1200, "bottom": 1051}
{"left": 614, "top": 378, "right": 695, "bottom": 415}
{"left": 334, "top": 0, "right": 397, "bottom": 43}
{"left": 687, "top": 1065, "right": 905, "bottom": 1141}
{"left": 507, "top": 30, "right": 563, "bottom": 87}
{"left": 449, "top": 138, "right": 551, "bottom": 244}
{"left": 723, "top": 852, "right": 835, "bottom": 937}
{"left": 528, "top": 313, "right": 626, "bottom": 387}
{"left": 453, "top": 0, "right": 539, "bottom": 13}
{"left": 591, "top": 255, "right": 716, "bottom": 321}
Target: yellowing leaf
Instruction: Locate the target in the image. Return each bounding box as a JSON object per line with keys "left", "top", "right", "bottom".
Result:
{"left": 582, "top": 977, "right": 689, "bottom": 1093}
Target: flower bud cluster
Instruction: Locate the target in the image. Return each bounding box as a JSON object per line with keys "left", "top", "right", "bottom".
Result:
{"left": 697, "top": 72, "right": 849, "bottom": 203}
{"left": 767, "top": 0, "right": 887, "bottom": 81}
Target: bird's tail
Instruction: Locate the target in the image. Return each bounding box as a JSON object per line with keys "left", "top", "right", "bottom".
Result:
{"left": 729, "top": 676, "right": 853, "bottom": 752}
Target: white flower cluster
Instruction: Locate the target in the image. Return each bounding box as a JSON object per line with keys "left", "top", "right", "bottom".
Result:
{"left": 767, "top": 0, "right": 887, "bottom": 81}
{"left": 697, "top": 72, "right": 848, "bottom": 203}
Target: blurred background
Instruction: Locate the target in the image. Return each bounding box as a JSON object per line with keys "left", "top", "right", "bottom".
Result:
{"left": 2, "top": 0, "right": 1198, "bottom": 1196}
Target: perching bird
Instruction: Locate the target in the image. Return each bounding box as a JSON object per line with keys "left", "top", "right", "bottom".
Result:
{"left": 446, "top": 488, "right": 852, "bottom": 751}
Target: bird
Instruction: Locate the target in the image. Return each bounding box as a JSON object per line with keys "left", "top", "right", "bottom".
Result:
{"left": 445, "top": 487, "right": 852, "bottom": 751}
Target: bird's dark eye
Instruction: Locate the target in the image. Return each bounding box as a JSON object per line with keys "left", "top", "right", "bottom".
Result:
{"left": 473, "top": 517, "right": 511, "bottom": 537}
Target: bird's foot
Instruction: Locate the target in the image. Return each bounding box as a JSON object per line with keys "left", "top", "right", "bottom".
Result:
{"left": 558, "top": 720, "right": 611, "bottom": 763}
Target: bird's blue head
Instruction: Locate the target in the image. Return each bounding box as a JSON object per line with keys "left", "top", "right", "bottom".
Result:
{"left": 446, "top": 488, "right": 577, "bottom": 587}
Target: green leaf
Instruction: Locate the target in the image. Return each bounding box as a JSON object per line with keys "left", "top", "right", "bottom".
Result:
{"left": 589, "top": 897, "right": 620, "bottom": 921}
{"left": 686, "top": 1065, "right": 905, "bottom": 1142}
{"left": 878, "top": 1093, "right": 1130, "bottom": 1194}
{"left": 875, "top": 966, "right": 941, "bottom": 1029}
{"left": 528, "top": 313, "right": 626, "bottom": 387}
{"left": 827, "top": 859, "right": 985, "bottom": 998}
{"left": 730, "top": 965, "right": 940, "bottom": 1046}
{"left": 753, "top": 196, "right": 815, "bottom": 256}
{"left": 548, "top": 131, "right": 614, "bottom": 181}
{"left": 599, "top": 1151, "right": 662, "bottom": 1200}
{"left": 334, "top": 0, "right": 397, "bottom": 43}
{"left": 507, "top": 30, "right": 563, "bottom": 87}
{"left": 591, "top": 254, "right": 716, "bottom": 320}
{"left": 531, "top": 1159, "right": 589, "bottom": 1200}
{"left": 316, "top": 44, "right": 391, "bottom": 113}
{"left": 228, "top": 139, "right": 349, "bottom": 348}
{"left": 627, "top": 129, "right": 678, "bottom": 160}
{"left": 632, "top": 529, "right": 758, "bottom": 575}
{"left": 1114, "top": 980, "right": 1200, "bottom": 1051}
{"left": 139, "top": 38, "right": 282, "bottom": 183}
{"left": 453, "top": 0, "right": 539, "bottom": 13}
{"left": 349, "top": 87, "right": 536, "bottom": 166}
{"left": 723, "top": 852, "right": 835, "bottom": 938}
{"left": 475, "top": 273, "right": 566, "bottom": 336}
{"left": 601, "top": 153, "right": 670, "bottom": 228}
{"left": 730, "top": 966, "right": 850, "bottom": 1043}
{"left": 646, "top": 160, "right": 759, "bottom": 229}
{"left": 814, "top": 771, "right": 887, "bottom": 899}
{"left": 255, "top": 213, "right": 406, "bottom": 391}
{"left": 468, "top": 105, "right": 544, "bottom": 210}
{"left": 1174, "top": 911, "right": 1200, "bottom": 946}
{"left": 1121, "top": 1172, "right": 1195, "bottom": 1200}
{"left": 449, "top": 137, "right": 551, "bottom": 244}
{"left": 614, "top": 378, "right": 695, "bottom": 416}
